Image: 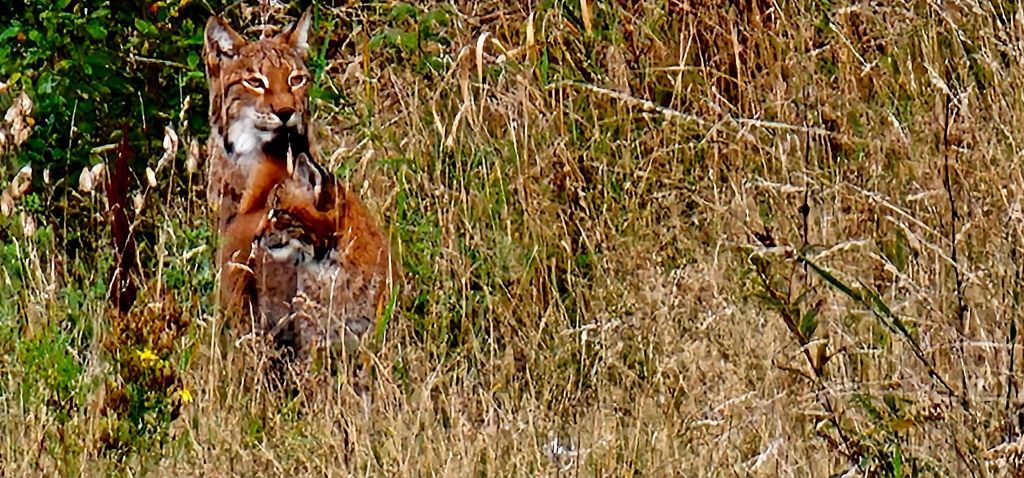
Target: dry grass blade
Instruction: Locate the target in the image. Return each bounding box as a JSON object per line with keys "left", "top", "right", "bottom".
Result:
{"left": 800, "top": 254, "right": 964, "bottom": 407}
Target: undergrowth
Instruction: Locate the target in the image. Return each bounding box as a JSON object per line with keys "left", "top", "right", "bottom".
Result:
{"left": 2, "top": 0, "right": 1024, "bottom": 476}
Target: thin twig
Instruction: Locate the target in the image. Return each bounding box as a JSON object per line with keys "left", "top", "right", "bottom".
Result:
{"left": 129, "top": 54, "right": 190, "bottom": 70}
{"left": 547, "top": 80, "right": 708, "bottom": 126}
{"left": 549, "top": 80, "right": 850, "bottom": 139}
{"left": 732, "top": 117, "right": 836, "bottom": 138}
{"left": 941, "top": 83, "right": 970, "bottom": 412}
{"left": 800, "top": 124, "right": 811, "bottom": 255}
{"left": 1006, "top": 244, "right": 1020, "bottom": 441}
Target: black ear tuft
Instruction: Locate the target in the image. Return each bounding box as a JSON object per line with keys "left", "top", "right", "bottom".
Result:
{"left": 290, "top": 153, "right": 336, "bottom": 211}
{"left": 291, "top": 153, "right": 321, "bottom": 190}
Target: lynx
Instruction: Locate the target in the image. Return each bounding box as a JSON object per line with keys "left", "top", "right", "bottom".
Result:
{"left": 205, "top": 10, "right": 397, "bottom": 360}
{"left": 204, "top": 7, "right": 313, "bottom": 231}
{"left": 220, "top": 153, "right": 396, "bottom": 360}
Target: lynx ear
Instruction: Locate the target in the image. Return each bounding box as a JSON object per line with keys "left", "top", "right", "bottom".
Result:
{"left": 291, "top": 153, "right": 336, "bottom": 211}
{"left": 278, "top": 7, "right": 313, "bottom": 57}
{"left": 291, "top": 153, "right": 323, "bottom": 196}
{"left": 205, "top": 16, "right": 246, "bottom": 61}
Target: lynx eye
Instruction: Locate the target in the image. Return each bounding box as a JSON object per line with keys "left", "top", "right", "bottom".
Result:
{"left": 243, "top": 75, "right": 268, "bottom": 91}
{"left": 288, "top": 73, "right": 308, "bottom": 89}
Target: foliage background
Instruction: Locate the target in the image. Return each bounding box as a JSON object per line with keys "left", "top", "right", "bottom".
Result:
{"left": 2, "top": 0, "right": 210, "bottom": 164}
{"left": 2, "top": 0, "right": 1024, "bottom": 476}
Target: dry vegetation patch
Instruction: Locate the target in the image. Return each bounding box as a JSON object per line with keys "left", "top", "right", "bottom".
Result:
{"left": 3, "top": 1, "right": 1024, "bottom": 476}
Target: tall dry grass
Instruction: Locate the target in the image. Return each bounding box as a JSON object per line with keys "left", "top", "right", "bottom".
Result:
{"left": 3, "top": 1, "right": 1024, "bottom": 476}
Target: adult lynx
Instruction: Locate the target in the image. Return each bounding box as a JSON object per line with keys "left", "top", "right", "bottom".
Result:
{"left": 204, "top": 7, "right": 312, "bottom": 231}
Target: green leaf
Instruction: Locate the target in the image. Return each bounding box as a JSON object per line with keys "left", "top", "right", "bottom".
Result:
{"left": 0, "top": 24, "right": 20, "bottom": 41}
{"left": 540, "top": 46, "right": 550, "bottom": 85}
{"left": 391, "top": 3, "right": 419, "bottom": 23}
{"left": 186, "top": 51, "right": 199, "bottom": 69}
{"left": 374, "top": 285, "right": 401, "bottom": 342}
{"left": 421, "top": 8, "right": 450, "bottom": 27}
{"left": 859, "top": 282, "right": 893, "bottom": 317}
{"left": 86, "top": 22, "right": 107, "bottom": 40}
{"left": 308, "top": 86, "right": 340, "bottom": 103}
{"left": 799, "top": 308, "right": 818, "bottom": 340}
{"left": 38, "top": 72, "right": 54, "bottom": 94}
{"left": 398, "top": 31, "right": 418, "bottom": 50}
{"left": 368, "top": 32, "right": 389, "bottom": 50}
{"left": 27, "top": 29, "right": 43, "bottom": 44}
{"left": 801, "top": 256, "right": 861, "bottom": 301}
{"left": 419, "top": 55, "right": 446, "bottom": 74}
{"left": 892, "top": 444, "right": 903, "bottom": 478}
{"left": 135, "top": 18, "right": 159, "bottom": 36}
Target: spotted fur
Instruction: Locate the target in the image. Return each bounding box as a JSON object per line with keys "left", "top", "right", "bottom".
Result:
{"left": 220, "top": 153, "right": 397, "bottom": 362}
{"left": 208, "top": 9, "right": 396, "bottom": 364}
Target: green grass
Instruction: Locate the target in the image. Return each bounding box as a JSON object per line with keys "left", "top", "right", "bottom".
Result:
{"left": 3, "top": 0, "right": 1024, "bottom": 476}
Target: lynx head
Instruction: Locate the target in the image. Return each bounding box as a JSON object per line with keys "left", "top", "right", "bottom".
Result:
{"left": 204, "top": 8, "right": 313, "bottom": 158}
{"left": 257, "top": 153, "right": 339, "bottom": 262}
{"left": 273, "top": 152, "right": 339, "bottom": 215}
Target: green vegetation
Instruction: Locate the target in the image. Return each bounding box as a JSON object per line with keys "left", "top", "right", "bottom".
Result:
{"left": 2, "top": 0, "right": 1024, "bottom": 475}
{"left": 1, "top": 1, "right": 218, "bottom": 177}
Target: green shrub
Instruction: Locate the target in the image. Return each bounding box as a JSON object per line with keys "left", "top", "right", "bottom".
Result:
{"left": 2, "top": 1, "right": 226, "bottom": 180}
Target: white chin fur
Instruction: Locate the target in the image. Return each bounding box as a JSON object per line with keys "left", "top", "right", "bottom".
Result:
{"left": 227, "top": 108, "right": 273, "bottom": 161}
{"left": 265, "top": 238, "right": 311, "bottom": 262}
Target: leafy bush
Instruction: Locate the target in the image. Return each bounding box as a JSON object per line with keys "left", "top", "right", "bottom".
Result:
{"left": 0, "top": 0, "right": 228, "bottom": 465}
{"left": 1, "top": 0, "right": 223, "bottom": 191}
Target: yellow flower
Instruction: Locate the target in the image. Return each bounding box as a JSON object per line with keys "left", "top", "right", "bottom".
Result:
{"left": 136, "top": 348, "right": 159, "bottom": 363}
{"left": 179, "top": 387, "right": 193, "bottom": 405}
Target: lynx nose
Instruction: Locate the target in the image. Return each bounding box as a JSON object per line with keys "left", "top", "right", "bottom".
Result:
{"left": 275, "top": 108, "right": 295, "bottom": 125}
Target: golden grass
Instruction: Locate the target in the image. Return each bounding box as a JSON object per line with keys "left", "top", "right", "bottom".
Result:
{"left": 4, "top": 0, "right": 1024, "bottom": 476}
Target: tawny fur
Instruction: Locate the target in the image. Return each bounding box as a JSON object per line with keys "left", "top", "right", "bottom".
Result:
{"left": 220, "top": 153, "right": 397, "bottom": 360}
{"left": 204, "top": 8, "right": 313, "bottom": 231}
{"left": 206, "top": 9, "right": 397, "bottom": 360}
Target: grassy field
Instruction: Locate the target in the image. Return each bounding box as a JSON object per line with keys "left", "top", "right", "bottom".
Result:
{"left": 2, "top": 0, "right": 1024, "bottom": 476}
